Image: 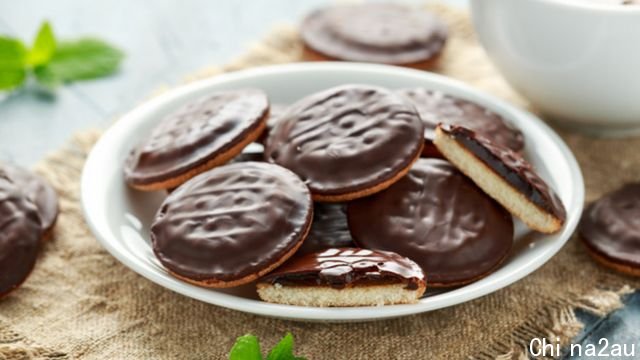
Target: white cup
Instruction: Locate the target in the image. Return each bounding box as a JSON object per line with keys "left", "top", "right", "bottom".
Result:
{"left": 470, "top": 0, "right": 640, "bottom": 136}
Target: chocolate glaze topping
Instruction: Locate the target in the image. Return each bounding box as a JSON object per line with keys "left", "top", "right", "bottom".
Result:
{"left": 150, "top": 162, "right": 312, "bottom": 281}
{"left": 260, "top": 248, "right": 425, "bottom": 290}
{"left": 580, "top": 183, "right": 640, "bottom": 267}
{"left": 1, "top": 163, "right": 59, "bottom": 233}
{"left": 301, "top": 4, "right": 447, "bottom": 65}
{"left": 397, "top": 88, "right": 524, "bottom": 153}
{"left": 347, "top": 158, "right": 513, "bottom": 286}
{"left": 297, "top": 203, "right": 355, "bottom": 256}
{"left": 265, "top": 85, "right": 424, "bottom": 196}
{"left": 0, "top": 176, "right": 42, "bottom": 297}
{"left": 124, "top": 89, "right": 268, "bottom": 185}
{"left": 439, "top": 124, "right": 566, "bottom": 221}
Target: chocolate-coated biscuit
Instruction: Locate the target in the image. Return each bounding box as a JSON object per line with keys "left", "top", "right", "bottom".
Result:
{"left": 265, "top": 84, "right": 424, "bottom": 202}
{"left": 397, "top": 88, "right": 524, "bottom": 157}
{"left": 257, "top": 248, "right": 426, "bottom": 307}
{"left": 301, "top": 3, "right": 447, "bottom": 68}
{"left": 0, "top": 176, "right": 43, "bottom": 298}
{"left": 124, "top": 89, "right": 269, "bottom": 191}
{"left": 150, "top": 162, "right": 313, "bottom": 288}
{"left": 1, "top": 163, "right": 59, "bottom": 238}
{"left": 348, "top": 158, "right": 513, "bottom": 287}
{"left": 434, "top": 124, "right": 566, "bottom": 234}
{"left": 579, "top": 183, "right": 640, "bottom": 276}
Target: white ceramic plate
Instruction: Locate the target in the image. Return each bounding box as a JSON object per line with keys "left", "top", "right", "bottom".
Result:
{"left": 81, "top": 62, "right": 584, "bottom": 322}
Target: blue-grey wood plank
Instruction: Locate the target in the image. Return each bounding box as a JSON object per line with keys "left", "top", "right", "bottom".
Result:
{"left": 565, "top": 291, "right": 640, "bottom": 359}
{"left": 0, "top": 87, "right": 105, "bottom": 164}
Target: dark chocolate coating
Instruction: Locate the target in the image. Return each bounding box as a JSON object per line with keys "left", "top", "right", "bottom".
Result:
{"left": 397, "top": 88, "right": 524, "bottom": 153}
{"left": 260, "top": 248, "right": 425, "bottom": 290}
{"left": 440, "top": 124, "right": 566, "bottom": 221}
{"left": 297, "top": 203, "right": 354, "bottom": 256}
{"left": 124, "top": 89, "right": 268, "bottom": 185}
{"left": 150, "top": 162, "right": 312, "bottom": 282}
{"left": 0, "top": 176, "right": 42, "bottom": 298}
{"left": 347, "top": 158, "right": 513, "bottom": 286}
{"left": 301, "top": 4, "right": 447, "bottom": 65}
{"left": 579, "top": 183, "right": 640, "bottom": 268}
{"left": 265, "top": 85, "right": 424, "bottom": 196}
{"left": 1, "top": 163, "right": 59, "bottom": 233}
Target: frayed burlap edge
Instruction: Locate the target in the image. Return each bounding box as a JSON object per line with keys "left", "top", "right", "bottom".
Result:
{"left": 487, "top": 285, "right": 634, "bottom": 360}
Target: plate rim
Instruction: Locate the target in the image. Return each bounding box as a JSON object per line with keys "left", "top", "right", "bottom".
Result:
{"left": 81, "top": 62, "right": 584, "bottom": 321}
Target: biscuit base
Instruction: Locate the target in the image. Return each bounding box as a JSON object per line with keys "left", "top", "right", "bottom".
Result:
{"left": 256, "top": 282, "right": 426, "bottom": 307}
{"left": 434, "top": 127, "right": 563, "bottom": 234}
{"left": 312, "top": 142, "right": 423, "bottom": 202}
{"left": 302, "top": 45, "right": 443, "bottom": 70}
{"left": 128, "top": 111, "right": 269, "bottom": 191}
{"left": 582, "top": 239, "right": 640, "bottom": 277}
{"left": 167, "top": 205, "right": 313, "bottom": 288}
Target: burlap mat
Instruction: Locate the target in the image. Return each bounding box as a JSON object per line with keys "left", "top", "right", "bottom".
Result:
{"left": 3, "top": 3, "right": 640, "bottom": 359}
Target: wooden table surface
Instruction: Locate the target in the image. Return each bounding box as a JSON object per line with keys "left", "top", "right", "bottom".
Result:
{"left": 2, "top": 1, "right": 636, "bottom": 358}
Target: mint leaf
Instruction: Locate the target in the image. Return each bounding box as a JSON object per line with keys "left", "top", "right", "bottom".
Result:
{"left": 0, "top": 37, "right": 27, "bottom": 90}
{"left": 34, "top": 38, "right": 123, "bottom": 86}
{"left": 229, "top": 334, "right": 263, "bottom": 360}
{"left": 266, "top": 333, "right": 306, "bottom": 360}
{"left": 0, "top": 69, "right": 26, "bottom": 90}
{"left": 27, "top": 21, "right": 56, "bottom": 66}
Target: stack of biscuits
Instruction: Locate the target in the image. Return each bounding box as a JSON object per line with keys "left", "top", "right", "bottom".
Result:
{"left": 124, "top": 82, "right": 566, "bottom": 307}
{"left": 123, "top": 4, "right": 567, "bottom": 307}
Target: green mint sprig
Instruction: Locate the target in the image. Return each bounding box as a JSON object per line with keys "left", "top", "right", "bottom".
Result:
{"left": 229, "top": 333, "right": 306, "bottom": 360}
{"left": 0, "top": 21, "right": 124, "bottom": 91}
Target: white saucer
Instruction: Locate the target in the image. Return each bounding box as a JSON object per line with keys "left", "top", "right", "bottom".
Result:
{"left": 81, "top": 62, "right": 584, "bottom": 321}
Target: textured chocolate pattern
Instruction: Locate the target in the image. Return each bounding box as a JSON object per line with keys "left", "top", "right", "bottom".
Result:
{"left": 260, "top": 248, "right": 425, "bottom": 289}
{"left": 580, "top": 183, "right": 640, "bottom": 267}
{"left": 348, "top": 158, "right": 513, "bottom": 286}
{"left": 302, "top": 3, "right": 447, "bottom": 64}
{"left": 150, "top": 162, "right": 312, "bottom": 281}
{"left": 397, "top": 88, "right": 524, "bottom": 153}
{"left": 1, "top": 163, "right": 59, "bottom": 233}
{"left": 265, "top": 84, "right": 424, "bottom": 196}
{"left": 440, "top": 124, "right": 566, "bottom": 221}
{"left": 124, "top": 89, "right": 268, "bottom": 185}
{"left": 0, "top": 176, "right": 42, "bottom": 297}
